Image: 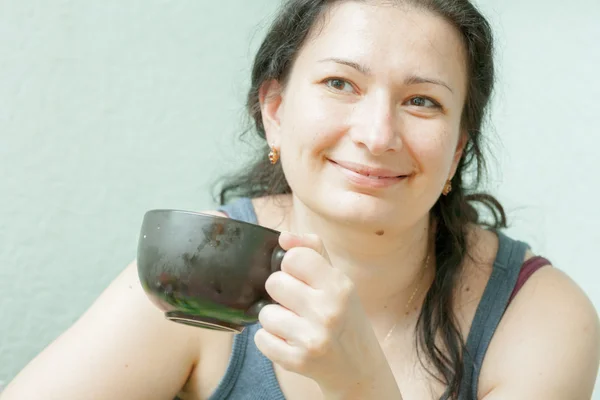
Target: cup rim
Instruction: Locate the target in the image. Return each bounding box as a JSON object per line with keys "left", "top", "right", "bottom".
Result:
{"left": 143, "top": 209, "right": 282, "bottom": 235}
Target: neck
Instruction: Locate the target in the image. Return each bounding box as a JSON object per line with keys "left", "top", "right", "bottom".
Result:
{"left": 278, "top": 195, "right": 435, "bottom": 335}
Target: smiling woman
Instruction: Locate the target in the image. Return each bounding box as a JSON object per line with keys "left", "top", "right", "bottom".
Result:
{"left": 2, "top": 1, "right": 599, "bottom": 400}
{"left": 214, "top": 0, "right": 600, "bottom": 399}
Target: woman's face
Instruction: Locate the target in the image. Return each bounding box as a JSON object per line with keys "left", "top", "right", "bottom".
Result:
{"left": 262, "top": 1, "right": 468, "bottom": 230}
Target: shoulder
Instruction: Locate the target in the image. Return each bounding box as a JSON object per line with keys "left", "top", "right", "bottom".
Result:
{"left": 1, "top": 259, "right": 204, "bottom": 399}
{"left": 476, "top": 239, "right": 600, "bottom": 399}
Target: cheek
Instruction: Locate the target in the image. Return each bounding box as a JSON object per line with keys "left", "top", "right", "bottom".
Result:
{"left": 403, "top": 120, "right": 458, "bottom": 171}
{"left": 281, "top": 90, "right": 349, "bottom": 157}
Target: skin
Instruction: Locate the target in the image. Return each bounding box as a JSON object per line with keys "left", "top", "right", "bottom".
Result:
{"left": 2, "top": 2, "right": 599, "bottom": 400}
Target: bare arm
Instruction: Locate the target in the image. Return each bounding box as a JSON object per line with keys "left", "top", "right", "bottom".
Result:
{"left": 479, "top": 267, "right": 600, "bottom": 400}
{"left": 1, "top": 211, "right": 227, "bottom": 400}
{"left": 1, "top": 260, "right": 198, "bottom": 400}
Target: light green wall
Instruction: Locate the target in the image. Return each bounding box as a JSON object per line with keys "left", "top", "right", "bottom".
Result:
{"left": 0, "top": 0, "right": 279, "bottom": 384}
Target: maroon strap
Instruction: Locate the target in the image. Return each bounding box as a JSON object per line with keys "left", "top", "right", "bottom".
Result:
{"left": 508, "top": 256, "right": 552, "bottom": 304}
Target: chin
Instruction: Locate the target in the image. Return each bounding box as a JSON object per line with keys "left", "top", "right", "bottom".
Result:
{"left": 309, "top": 187, "right": 406, "bottom": 228}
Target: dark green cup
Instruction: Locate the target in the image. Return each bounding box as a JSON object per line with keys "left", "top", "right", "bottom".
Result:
{"left": 137, "top": 209, "right": 285, "bottom": 333}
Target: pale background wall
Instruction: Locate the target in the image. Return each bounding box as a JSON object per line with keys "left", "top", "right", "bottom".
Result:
{"left": 0, "top": 0, "right": 598, "bottom": 395}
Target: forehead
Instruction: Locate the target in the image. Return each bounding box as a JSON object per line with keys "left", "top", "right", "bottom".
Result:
{"left": 295, "top": 1, "right": 467, "bottom": 92}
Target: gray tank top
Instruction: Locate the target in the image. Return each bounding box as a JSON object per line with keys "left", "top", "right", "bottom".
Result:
{"left": 206, "top": 197, "right": 530, "bottom": 400}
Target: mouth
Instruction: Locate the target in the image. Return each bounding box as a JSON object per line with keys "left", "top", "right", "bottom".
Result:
{"left": 328, "top": 159, "right": 409, "bottom": 188}
{"left": 330, "top": 159, "right": 408, "bottom": 178}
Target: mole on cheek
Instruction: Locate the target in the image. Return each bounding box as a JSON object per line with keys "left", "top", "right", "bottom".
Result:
{"left": 375, "top": 230, "right": 385, "bottom": 236}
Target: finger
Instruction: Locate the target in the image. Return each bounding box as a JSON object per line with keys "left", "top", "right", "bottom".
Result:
{"left": 279, "top": 232, "right": 329, "bottom": 260}
{"left": 258, "top": 303, "right": 310, "bottom": 346}
{"left": 254, "top": 327, "right": 303, "bottom": 372}
{"left": 265, "top": 270, "right": 316, "bottom": 316}
{"left": 280, "top": 247, "right": 335, "bottom": 289}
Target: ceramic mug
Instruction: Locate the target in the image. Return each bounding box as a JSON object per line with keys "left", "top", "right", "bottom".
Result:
{"left": 137, "top": 209, "right": 285, "bottom": 333}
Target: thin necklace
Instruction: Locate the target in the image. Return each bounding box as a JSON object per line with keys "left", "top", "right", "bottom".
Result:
{"left": 382, "top": 250, "right": 431, "bottom": 345}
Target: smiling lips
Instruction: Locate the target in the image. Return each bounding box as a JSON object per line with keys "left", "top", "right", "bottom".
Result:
{"left": 329, "top": 159, "right": 409, "bottom": 188}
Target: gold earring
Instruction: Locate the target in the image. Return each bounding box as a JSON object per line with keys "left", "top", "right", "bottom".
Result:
{"left": 442, "top": 179, "right": 452, "bottom": 196}
{"left": 268, "top": 145, "right": 279, "bottom": 165}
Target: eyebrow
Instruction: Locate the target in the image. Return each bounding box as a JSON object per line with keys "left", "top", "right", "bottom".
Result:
{"left": 404, "top": 75, "right": 454, "bottom": 94}
{"left": 318, "top": 57, "right": 454, "bottom": 94}
{"left": 319, "top": 57, "right": 372, "bottom": 76}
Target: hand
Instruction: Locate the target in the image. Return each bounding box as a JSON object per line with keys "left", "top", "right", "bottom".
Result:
{"left": 254, "top": 232, "right": 401, "bottom": 398}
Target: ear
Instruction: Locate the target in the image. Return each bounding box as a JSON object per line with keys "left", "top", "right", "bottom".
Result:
{"left": 258, "top": 79, "right": 284, "bottom": 147}
{"left": 449, "top": 130, "right": 468, "bottom": 179}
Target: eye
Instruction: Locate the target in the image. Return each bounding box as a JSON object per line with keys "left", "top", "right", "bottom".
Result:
{"left": 406, "top": 96, "right": 440, "bottom": 109}
{"left": 324, "top": 78, "right": 355, "bottom": 93}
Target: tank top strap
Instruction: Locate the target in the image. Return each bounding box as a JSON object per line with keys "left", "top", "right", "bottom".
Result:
{"left": 207, "top": 323, "right": 286, "bottom": 400}
{"left": 454, "top": 231, "right": 530, "bottom": 400}
{"left": 217, "top": 197, "right": 258, "bottom": 224}
{"left": 205, "top": 198, "right": 285, "bottom": 400}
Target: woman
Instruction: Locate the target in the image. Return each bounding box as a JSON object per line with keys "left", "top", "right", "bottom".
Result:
{"left": 2, "top": 0, "right": 599, "bottom": 399}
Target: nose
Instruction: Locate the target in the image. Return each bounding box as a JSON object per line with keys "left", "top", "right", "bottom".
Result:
{"left": 350, "top": 93, "right": 402, "bottom": 156}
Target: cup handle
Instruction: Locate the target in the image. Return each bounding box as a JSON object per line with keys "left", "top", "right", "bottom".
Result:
{"left": 246, "top": 245, "right": 286, "bottom": 318}
{"left": 246, "top": 299, "right": 270, "bottom": 318}
{"left": 270, "top": 244, "right": 286, "bottom": 273}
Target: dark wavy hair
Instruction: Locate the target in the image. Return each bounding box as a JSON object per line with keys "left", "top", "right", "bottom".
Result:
{"left": 215, "top": 0, "right": 506, "bottom": 397}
